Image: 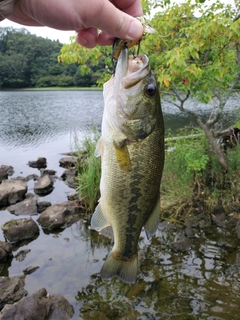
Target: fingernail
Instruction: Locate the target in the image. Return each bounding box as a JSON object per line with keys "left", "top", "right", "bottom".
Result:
{"left": 127, "top": 19, "right": 143, "bottom": 40}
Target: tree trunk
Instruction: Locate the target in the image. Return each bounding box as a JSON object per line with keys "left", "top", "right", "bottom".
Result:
{"left": 196, "top": 118, "right": 228, "bottom": 172}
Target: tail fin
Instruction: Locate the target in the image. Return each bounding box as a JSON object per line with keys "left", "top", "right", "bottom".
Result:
{"left": 101, "top": 252, "right": 138, "bottom": 284}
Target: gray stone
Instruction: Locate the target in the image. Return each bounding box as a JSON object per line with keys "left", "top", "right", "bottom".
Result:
{"left": 7, "top": 198, "right": 38, "bottom": 216}
{"left": 0, "top": 288, "right": 74, "bottom": 319}
{"left": 0, "top": 275, "right": 27, "bottom": 310}
{"left": 40, "top": 169, "right": 57, "bottom": 176}
{"left": 37, "top": 200, "right": 83, "bottom": 230}
{"left": 0, "top": 241, "right": 13, "bottom": 262}
{"left": 28, "top": 157, "right": 47, "bottom": 168}
{"left": 61, "top": 168, "right": 77, "bottom": 188}
{"left": 59, "top": 157, "right": 77, "bottom": 168}
{"left": 37, "top": 201, "right": 52, "bottom": 213}
{"left": 23, "top": 265, "right": 39, "bottom": 275}
{"left": 34, "top": 175, "right": 54, "bottom": 196}
{"left": 1, "top": 218, "right": 39, "bottom": 243}
{"left": 0, "top": 165, "right": 14, "bottom": 182}
{"left": 0, "top": 180, "right": 28, "bottom": 208}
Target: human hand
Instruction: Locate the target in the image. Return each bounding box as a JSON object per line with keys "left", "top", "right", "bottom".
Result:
{"left": 7, "top": 0, "right": 143, "bottom": 48}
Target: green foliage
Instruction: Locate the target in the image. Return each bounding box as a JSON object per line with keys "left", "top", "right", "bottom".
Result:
{"left": 144, "top": 0, "right": 240, "bottom": 103}
{"left": 59, "top": 38, "right": 112, "bottom": 86}
{"left": 76, "top": 132, "right": 101, "bottom": 212}
{"left": 0, "top": 27, "right": 95, "bottom": 88}
{"left": 162, "top": 130, "right": 208, "bottom": 201}
{"left": 162, "top": 129, "right": 240, "bottom": 210}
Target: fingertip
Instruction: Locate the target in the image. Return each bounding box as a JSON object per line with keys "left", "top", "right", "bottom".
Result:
{"left": 76, "top": 28, "right": 98, "bottom": 48}
{"left": 127, "top": 18, "right": 143, "bottom": 40}
{"left": 97, "top": 32, "right": 115, "bottom": 46}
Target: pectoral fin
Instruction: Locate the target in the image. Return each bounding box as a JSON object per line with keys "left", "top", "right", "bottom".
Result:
{"left": 95, "top": 137, "right": 104, "bottom": 157}
{"left": 144, "top": 195, "right": 160, "bottom": 240}
{"left": 113, "top": 140, "right": 131, "bottom": 171}
{"left": 91, "top": 202, "right": 110, "bottom": 231}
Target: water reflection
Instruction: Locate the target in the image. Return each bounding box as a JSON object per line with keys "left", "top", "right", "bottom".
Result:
{"left": 73, "top": 221, "right": 240, "bottom": 320}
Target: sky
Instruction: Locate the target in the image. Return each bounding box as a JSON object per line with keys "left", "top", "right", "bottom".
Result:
{"left": 0, "top": 0, "right": 236, "bottom": 44}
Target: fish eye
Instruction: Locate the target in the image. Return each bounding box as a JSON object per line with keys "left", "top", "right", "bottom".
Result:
{"left": 145, "top": 83, "right": 156, "bottom": 97}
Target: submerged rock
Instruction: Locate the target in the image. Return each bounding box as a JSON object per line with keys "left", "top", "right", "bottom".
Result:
{"left": 23, "top": 265, "right": 39, "bottom": 275}
{"left": 28, "top": 157, "right": 47, "bottom": 169}
{"left": 37, "top": 201, "right": 52, "bottom": 213}
{"left": 170, "top": 237, "right": 191, "bottom": 252}
{"left": 0, "top": 180, "right": 27, "bottom": 208}
{"left": 0, "top": 275, "right": 27, "bottom": 310}
{"left": 1, "top": 218, "right": 40, "bottom": 243}
{"left": 7, "top": 197, "right": 38, "bottom": 216}
{"left": 15, "top": 249, "right": 31, "bottom": 262}
{"left": 37, "top": 200, "right": 83, "bottom": 230}
{"left": 0, "top": 288, "right": 74, "bottom": 319}
{"left": 0, "top": 241, "right": 13, "bottom": 262}
{"left": 34, "top": 175, "right": 54, "bottom": 196}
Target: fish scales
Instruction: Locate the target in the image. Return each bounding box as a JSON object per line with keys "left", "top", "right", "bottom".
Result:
{"left": 91, "top": 47, "right": 164, "bottom": 283}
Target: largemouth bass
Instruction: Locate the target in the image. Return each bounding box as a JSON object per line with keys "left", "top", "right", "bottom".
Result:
{"left": 91, "top": 47, "right": 164, "bottom": 283}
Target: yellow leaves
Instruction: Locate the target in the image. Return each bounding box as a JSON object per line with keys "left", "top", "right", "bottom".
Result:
{"left": 195, "top": 52, "right": 199, "bottom": 59}
{"left": 163, "top": 77, "right": 170, "bottom": 87}
{"left": 220, "top": 72, "right": 224, "bottom": 78}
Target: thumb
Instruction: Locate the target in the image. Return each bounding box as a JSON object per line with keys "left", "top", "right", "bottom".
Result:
{"left": 88, "top": 1, "right": 143, "bottom": 40}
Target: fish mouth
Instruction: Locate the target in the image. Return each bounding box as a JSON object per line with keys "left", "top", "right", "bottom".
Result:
{"left": 115, "top": 47, "right": 150, "bottom": 89}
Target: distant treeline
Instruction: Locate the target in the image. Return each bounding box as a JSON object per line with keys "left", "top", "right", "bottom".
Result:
{"left": 0, "top": 27, "right": 104, "bottom": 88}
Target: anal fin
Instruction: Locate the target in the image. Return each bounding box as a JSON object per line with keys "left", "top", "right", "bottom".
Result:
{"left": 91, "top": 202, "right": 110, "bottom": 231}
{"left": 144, "top": 194, "right": 160, "bottom": 240}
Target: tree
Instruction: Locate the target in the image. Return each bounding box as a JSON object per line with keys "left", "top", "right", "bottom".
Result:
{"left": 144, "top": 0, "right": 240, "bottom": 171}
{"left": 59, "top": 0, "right": 240, "bottom": 171}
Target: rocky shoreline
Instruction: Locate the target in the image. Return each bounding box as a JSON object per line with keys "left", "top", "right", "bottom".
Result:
{"left": 0, "top": 157, "right": 82, "bottom": 319}
{"left": 1, "top": 156, "right": 240, "bottom": 319}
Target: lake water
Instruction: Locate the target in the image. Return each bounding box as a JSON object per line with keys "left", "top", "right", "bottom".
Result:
{"left": 0, "top": 90, "right": 240, "bottom": 319}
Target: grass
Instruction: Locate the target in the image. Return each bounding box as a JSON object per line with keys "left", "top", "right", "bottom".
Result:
{"left": 75, "top": 131, "right": 101, "bottom": 213}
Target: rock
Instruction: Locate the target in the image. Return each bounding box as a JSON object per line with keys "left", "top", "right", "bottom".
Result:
{"left": 61, "top": 168, "right": 77, "bottom": 188}
{"left": 0, "top": 288, "right": 74, "bottom": 319}
{"left": 0, "top": 180, "right": 28, "bottom": 208}
{"left": 170, "top": 237, "right": 191, "bottom": 252}
{"left": 7, "top": 198, "right": 38, "bottom": 216}
{"left": 34, "top": 175, "right": 54, "bottom": 196}
{"left": 26, "top": 174, "right": 39, "bottom": 181}
{"left": 59, "top": 157, "right": 77, "bottom": 168}
{"left": 23, "top": 265, "right": 39, "bottom": 275}
{"left": 0, "top": 165, "right": 14, "bottom": 182}
{"left": 37, "top": 201, "right": 51, "bottom": 213}
{"left": 15, "top": 249, "right": 31, "bottom": 262}
{"left": 0, "top": 275, "right": 27, "bottom": 310}
{"left": 37, "top": 200, "right": 83, "bottom": 231}
{"left": 1, "top": 218, "right": 40, "bottom": 243}
{"left": 40, "top": 169, "right": 57, "bottom": 176}
{"left": 0, "top": 241, "right": 13, "bottom": 262}
{"left": 28, "top": 157, "right": 47, "bottom": 169}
